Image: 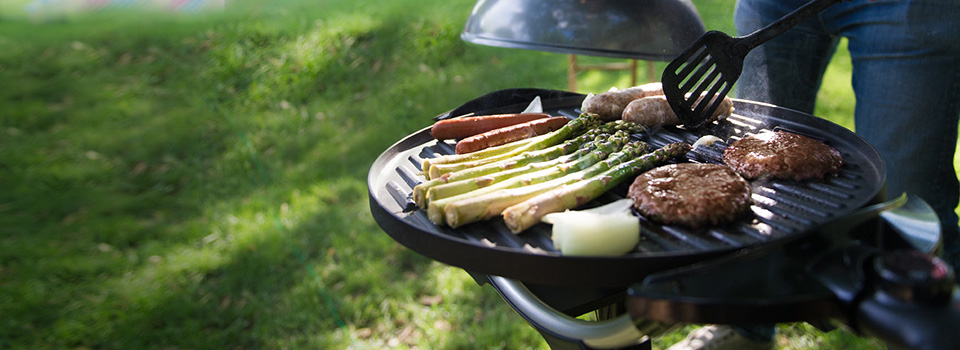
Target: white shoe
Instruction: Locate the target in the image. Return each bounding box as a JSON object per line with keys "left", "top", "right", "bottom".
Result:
{"left": 667, "top": 325, "right": 774, "bottom": 350}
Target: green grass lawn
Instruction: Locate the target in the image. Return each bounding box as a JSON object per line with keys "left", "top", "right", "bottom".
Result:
{"left": 0, "top": 1, "right": 951, "bottom": 349}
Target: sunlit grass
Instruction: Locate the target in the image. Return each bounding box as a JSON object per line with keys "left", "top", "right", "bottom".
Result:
{"left": 0, "top": 2, "right": 549, "bottom": 348}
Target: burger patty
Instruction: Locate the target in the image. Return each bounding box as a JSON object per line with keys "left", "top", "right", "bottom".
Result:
{"left": 628, "top": 163, "right": 752, "bottom": 228}
{"left": 723, "top": 131, "right": 843, "bottom": 181}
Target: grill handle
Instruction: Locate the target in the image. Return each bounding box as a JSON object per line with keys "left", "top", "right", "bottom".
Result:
{"left": 854, "top": 251, "right": 960, "bottom": 350}
{"left": 485, "top": 275, "right": 675, "bottom": 349}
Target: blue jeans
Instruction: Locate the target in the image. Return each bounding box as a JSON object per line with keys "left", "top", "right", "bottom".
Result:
{"left": 734, "top": 0, "right": 960, "bottom": 264}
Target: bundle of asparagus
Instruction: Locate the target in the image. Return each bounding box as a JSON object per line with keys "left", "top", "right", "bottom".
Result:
{"left": 427, "top": 131, "right": 640, "bottom": 225}
{"left": 423, "top": 131, "right": 633, "bottom": 202}
{"left": 412, "top": 112, "right": 690, "bottom": 233}
{"left": 414, "top": 130, "right": 588, "bottom": 207}
{"left": 441, "top": 140, "right": 648, "bottom": 228}
{"left": 412, "top": 117, "right": 644, "bottom": 207}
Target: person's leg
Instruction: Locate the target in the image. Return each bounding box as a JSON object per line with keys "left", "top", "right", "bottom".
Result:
{"left": 836, "top": 0, "right": 960, "bottom": 268}
{"left": 667, "top": 324, "right": 773, "bottom": 350}
{"left": 734, "top": 0, "right": 839, "bottom": 113}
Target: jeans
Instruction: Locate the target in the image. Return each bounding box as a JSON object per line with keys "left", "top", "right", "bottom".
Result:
{"left": 734, "top": 0, "right": 960, "bottom": 265}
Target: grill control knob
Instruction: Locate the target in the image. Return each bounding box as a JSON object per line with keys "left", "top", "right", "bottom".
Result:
{"left": 872, "top": 249, "right": 955, "bottom": 305}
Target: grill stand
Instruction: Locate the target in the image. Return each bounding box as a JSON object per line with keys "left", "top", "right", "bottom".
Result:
{"left": 470, "top": 273, "right": 673, "bottom": 350}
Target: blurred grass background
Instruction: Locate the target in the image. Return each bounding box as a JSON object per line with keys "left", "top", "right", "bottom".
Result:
{"left": 0, "top": 0, "right": 952, "bottom": 349}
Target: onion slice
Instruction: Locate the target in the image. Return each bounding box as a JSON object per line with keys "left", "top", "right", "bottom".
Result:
{"left": 692, "top": 135, "right": 723, "bottom": 150}
{"left": 522, "top": 96, "right": 543, "bottom": 114}
{"left": 541, "top": 199, "right": 640, "bottom": 256}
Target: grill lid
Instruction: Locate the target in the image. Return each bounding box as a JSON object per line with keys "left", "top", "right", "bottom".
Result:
{"left": 368, "top": 90, "right": 885, "bottom": 288}
{"left": 461, "top": 0, "right": 706, "bottom": 60}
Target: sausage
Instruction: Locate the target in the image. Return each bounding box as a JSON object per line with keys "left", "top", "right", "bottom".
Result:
{"left": 430, "top": 113, "right": 551, "bottom": 140}
{"left": 621, "top": 96, "right": 678, "bottom": 126}
{"left": 455, "top": 117, "right": 569, "bottom": 154}
{"left": 582, "top": 82, "right": 664, "bottom": 121}
{"left": 621, "top": 95, "right": 734, "bottom": 127}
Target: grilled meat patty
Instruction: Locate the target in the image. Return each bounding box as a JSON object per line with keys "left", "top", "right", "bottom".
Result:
{"left": 723, "top": 131, "right": 843, "bottom": 181}
{"left": 628, "top": 163, "right": 751, "bottom": 228}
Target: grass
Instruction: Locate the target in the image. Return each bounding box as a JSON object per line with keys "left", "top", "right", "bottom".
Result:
{"left": 0, "top": 1, "right": 951, "bottom": 349}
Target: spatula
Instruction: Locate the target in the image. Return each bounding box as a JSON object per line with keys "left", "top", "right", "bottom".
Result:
{"left": 662, "top": 0, "right": 844, "bottom": 128}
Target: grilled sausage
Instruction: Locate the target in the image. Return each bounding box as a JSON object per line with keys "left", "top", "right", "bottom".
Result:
{"left": 581, "top": 82, "right": 664, "bottom": 121}
{"left": 621, "top": 95, "right": 733, "bottom": 127}
{"left": 455, "top": 117, "right": 569, "bottom": 154}
{"left": 430, "top": 113, "right": 550, "bottom": 140}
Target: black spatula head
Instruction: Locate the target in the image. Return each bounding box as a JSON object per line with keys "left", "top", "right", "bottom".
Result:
{"left": 662, "top": 0, "right": 844, "bottom": 128}
{"left": 662, "top": 31, "right": 742, "bottom": 129}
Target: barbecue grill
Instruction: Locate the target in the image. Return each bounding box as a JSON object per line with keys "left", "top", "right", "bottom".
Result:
{"left": 367, "top": 90, "right": 960, "bottom": 349}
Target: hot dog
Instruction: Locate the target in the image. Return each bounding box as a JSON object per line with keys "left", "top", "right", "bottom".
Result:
{"left": 621, "top": 95, "right": 733, "bottom": 127}
{"left": 455, "top": 117, "right": 569, "bottom": 154}
{"left": 581, "top": 82, "right": 664, "bottom": 121}
{"left": 430, "top": 113, "right": 551, "bottom": 140}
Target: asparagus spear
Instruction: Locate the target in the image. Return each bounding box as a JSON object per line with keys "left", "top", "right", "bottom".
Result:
{"left": 414, "top": 127, "right": 604, "bottom": 207}
{"left": 427, "top": 132, "right": 636, "bottom": 224}
{"left": 426, "top": 114, "right": 603, "bottom": 179}
{"left": 425, "top": 130, "right": 631, "bottom": 204}
{"left": 442, "top": 140, "right": 649, "bottom": 228}
{"left": 420, "top": 134, "right": 546, "bottom": 177}
{"left": 502, "top": 142, "right": 693, "bottom": 233}
{"left": 425, "top": 151, "right": 581, "bottom": 205}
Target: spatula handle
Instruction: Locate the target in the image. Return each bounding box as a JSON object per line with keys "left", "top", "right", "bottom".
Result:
{"left": 733, "top": 0, "right": 843, "bottom": 55}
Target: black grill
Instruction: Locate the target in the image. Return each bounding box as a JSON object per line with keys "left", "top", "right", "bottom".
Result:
{"left": 369, "top": 93, "right": 884, "bottom": 288}
{"left": 369, "top": 89, "right": 959, "bottom": 350}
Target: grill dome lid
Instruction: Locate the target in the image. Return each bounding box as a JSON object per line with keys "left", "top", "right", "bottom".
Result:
{"left": 461, "top": 0, "right": 707, "bottom": 60}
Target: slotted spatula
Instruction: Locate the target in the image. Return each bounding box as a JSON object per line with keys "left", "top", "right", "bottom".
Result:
{"left": 662, "top": 0, "right": 844, "bottom": 128}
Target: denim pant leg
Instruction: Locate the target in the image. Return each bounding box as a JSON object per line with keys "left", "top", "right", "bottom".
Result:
{"left": 734, "top": 0, "right": 838, "bottom": 114}
{"left": 840, "top": 0, "right": 960, "bottom": 260}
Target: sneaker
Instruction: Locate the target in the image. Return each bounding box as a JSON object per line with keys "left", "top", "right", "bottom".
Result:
{"left": 667, "top": 325, "right": 774, "bottom": 350}
{"left": 942, "top": 248, "right": 960, "bottom": 276}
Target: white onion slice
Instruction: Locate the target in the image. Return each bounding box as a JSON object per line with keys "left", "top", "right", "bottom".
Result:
{"left": 522, "top": 96, "right": 543, "bottom": 113}
{"left": 541, "top": 199, "right": 640, "bottom": 256}
{"left": 692, "top": 135, "right": 723, "bottom": 150}
{"left": 547, "top": 212, "right": 639, "bottom": 256}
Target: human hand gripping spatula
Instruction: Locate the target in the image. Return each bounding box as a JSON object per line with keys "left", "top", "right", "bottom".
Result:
{"left": 662, "top": 0, "right": 844, "bottom": 128}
